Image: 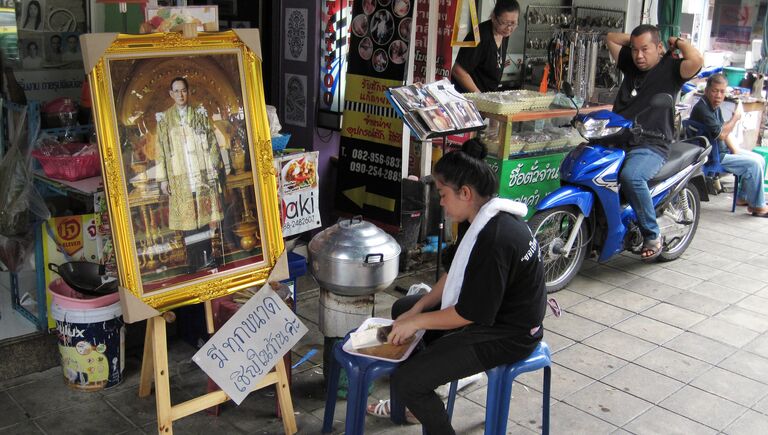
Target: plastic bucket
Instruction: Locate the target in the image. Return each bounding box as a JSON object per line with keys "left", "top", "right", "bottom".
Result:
{"left": 724, "top": 67, "right": 746, "bottom": 87}
{"left": 51, "top": 301, "right": 125, "bottom": 391}
{"left": 49, "top": 277, "right": 120, "bottom": 309}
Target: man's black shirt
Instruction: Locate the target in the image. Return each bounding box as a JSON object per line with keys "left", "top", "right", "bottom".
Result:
{"left": 613, "top": 46, "right": 692, "bottom": 158}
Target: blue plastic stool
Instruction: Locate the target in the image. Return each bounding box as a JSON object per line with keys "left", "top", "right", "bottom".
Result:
{"left": 322, "top": 332, "right": 408, "bottom": 434}
{"left": 440, "top": 341, "right": 552, "bottom": 435}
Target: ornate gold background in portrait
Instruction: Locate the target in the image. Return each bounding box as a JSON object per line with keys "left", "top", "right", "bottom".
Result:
{"left": 85, "top": 30, "right": 283, "bottom": 311}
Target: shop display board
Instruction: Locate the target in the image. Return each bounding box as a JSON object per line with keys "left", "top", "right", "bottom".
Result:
{"left": 274, "top": 151, "right": 321, "bottom": 237}
{"left": 335, "top": 0, "right": 415, "bottom": 227}
{"left": 84, "top": 30, "right": 284, "bottom": 311}
{"left": 487, "top": 151, "right": 566, "bottom": 219}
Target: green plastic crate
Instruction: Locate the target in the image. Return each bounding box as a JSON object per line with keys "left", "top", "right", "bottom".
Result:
{"left": 751, "top": 146, "right": 768, "bottom": 193}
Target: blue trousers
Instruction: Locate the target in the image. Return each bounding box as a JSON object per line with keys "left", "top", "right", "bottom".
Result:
{"left": 721, "top": 152, "right": 766, "bottom": 208}
{"left": 619, "top": 148, "right": 666, "bottom": 241}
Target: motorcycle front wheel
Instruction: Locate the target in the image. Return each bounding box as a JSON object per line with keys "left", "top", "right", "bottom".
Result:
{"left": 659, "top": 183, "right": 700, "bottom": 261}
{"left": 528, "top": 206, "right": 589, "bottom": 293}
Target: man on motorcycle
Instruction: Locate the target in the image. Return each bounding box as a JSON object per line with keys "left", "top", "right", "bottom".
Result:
{"left": 690, "top": 73, "right": 768, "bottom": 216}
{"left": 606, "top": 25, "right": 703, "bottom": 261}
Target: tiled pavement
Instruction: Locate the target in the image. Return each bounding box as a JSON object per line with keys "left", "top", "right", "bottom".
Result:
{"left": 2, "top": 182, "right": 768, "bottom": 434}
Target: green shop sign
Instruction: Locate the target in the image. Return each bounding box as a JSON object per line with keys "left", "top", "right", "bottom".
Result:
{"left": 487, "top": 152, "right": 566, "bottom": 219}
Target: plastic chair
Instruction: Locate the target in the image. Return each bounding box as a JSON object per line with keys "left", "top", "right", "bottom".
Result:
{"left": 682, "top": 118, "right": 740, "bottom": 212}
{"left": 322, "top": 332, "right": 408, "bottom": 434}
{"left": 438, "top": 341, "right": 552, "bottom": 435}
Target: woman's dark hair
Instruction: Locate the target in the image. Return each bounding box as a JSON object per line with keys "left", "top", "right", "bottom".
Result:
{"left": 434, "top": 139, "right": 498, "bottom": 198}
{"left": 24, "top": 0, "right": 42, "bottom": 30}
{"left": 27, "top": 41, "right": 38, "bottom": 51}
{"left": 493, "top": 0, "right": 520, "bottom": 17}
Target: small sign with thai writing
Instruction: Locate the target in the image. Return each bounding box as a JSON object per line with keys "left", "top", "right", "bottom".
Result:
{"left": 192, "top": 287, "right": 308, "bottom": 404}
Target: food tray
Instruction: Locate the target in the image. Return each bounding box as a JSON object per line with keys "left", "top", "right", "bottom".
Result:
{"left": 465, "top": 91, "right": 556, "bottom": 115}
{"left": 343, "top": 317, "right": 425, "bottom": 363}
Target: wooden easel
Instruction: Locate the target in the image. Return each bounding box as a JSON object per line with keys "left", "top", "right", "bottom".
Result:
{"left": 138, "top": 301, "right": 297, "bottom": 434}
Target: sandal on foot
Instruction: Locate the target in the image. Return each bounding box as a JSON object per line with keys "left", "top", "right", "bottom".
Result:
{"left": 736, "top": 199, "right": 749, "bottom": 206}
{"left": 366, "top": 399, "right": 420, "bottom": 424}
{"left": 641, "top": 237, "right": 664, "bottom": 263}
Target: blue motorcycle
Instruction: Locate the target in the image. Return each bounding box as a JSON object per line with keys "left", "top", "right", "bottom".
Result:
{"left": 528, "top": 84, "right": 711, "bottom": 292}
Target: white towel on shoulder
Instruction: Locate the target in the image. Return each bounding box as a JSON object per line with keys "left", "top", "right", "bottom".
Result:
{"left": 441, "top": 197, "right": 528, "bottom": 309}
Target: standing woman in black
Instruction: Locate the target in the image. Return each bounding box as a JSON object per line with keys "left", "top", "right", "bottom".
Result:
{"left": 451, "top": 0, "right": 520, "bottom": 93}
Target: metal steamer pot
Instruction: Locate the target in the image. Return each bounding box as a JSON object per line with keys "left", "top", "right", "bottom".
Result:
{"left": 308, "top": 216, "right": 400, "bottom": 296}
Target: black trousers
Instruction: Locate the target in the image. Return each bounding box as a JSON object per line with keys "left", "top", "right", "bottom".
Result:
{"left": 390, "top": 295, "right": 486, "bottom": 435}
{"left": 390, "top": 295, "right": 541, "bottom": 435}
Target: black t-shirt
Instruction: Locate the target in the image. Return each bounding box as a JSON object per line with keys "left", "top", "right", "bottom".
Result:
{"left": 613, "top": 46, "right": 690, "bottom": 158}
{"left": 451, "top": 213, "right": 547, "bottom": 344}
{"left": 451, "top": 20, "right": 508, "bottom": 93}
{"left": 690, "top": 97, "right": 728, "bottom": 155}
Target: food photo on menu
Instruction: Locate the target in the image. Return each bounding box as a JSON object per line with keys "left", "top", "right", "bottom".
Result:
{"left": 417, "top": 105, "right": 455, "bottom": 132}
{"left": 280, "top": 155, "right": 317, "bottom": 192}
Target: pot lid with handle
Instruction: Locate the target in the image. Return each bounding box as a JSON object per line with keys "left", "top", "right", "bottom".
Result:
{"left": 308, "top": 216, "right": 401, "bottom": 263}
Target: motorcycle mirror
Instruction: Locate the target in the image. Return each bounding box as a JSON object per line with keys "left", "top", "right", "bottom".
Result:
{"left": 650, "top": 93, "right": 675, "bottom": 109}
{"left": 562, "top": 82, "right": 575, "bottom": 98}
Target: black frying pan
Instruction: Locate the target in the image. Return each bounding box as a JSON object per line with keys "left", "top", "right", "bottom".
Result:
{"left": 48, "top": 261, "right": 118, "bottom": 297}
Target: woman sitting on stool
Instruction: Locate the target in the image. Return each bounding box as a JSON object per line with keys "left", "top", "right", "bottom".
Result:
{"left": 368, "top": 139, "right": 547, "bottom": 434}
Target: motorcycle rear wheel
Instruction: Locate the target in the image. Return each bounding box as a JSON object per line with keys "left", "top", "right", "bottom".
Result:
{"left": 528, "top": 206, "right": 589, "bottom": 293}
{"left": 658, "top": 183, "right": 700, "bottom": 261}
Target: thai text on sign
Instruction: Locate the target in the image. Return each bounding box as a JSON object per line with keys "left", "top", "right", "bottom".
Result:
{"left": 192, "top": 287, "right": 308, "bottom": 404}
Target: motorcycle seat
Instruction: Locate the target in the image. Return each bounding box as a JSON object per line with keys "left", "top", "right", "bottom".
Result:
{"left": 648, "top": 141, "right": 706, "bottom": 186}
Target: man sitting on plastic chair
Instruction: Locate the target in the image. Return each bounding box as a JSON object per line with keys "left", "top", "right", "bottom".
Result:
{"left": 688, "top": 73, "right": 768, "bottom": 217}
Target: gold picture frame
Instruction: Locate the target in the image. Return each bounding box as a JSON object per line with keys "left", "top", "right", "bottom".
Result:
{"left": 85, "top": 30, "right": 283, "bottom": 311}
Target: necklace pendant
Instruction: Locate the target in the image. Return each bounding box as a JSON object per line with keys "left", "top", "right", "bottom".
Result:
{"left": 631, "top": 89, "right": 637, "bottom": 97}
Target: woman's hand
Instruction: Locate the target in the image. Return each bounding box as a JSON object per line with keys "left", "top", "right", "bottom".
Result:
{"left": 387, "top": 316, "right": 420, "bottom": 346}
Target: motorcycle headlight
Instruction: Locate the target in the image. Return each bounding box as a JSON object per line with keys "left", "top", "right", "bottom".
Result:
{"left": 576, "top": 118, "right": 622, "bottom": 139}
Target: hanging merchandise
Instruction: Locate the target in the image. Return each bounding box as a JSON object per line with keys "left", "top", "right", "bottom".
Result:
{"left": 521, "top": 5, "right": 624, "bottom": 100}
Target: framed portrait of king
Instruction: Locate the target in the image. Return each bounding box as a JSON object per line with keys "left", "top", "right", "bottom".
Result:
{"left": 84, "top": 30, "right": 283, "bottom": 311}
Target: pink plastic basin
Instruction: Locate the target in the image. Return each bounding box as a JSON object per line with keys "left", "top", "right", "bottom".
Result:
{"left": 49, "top": 278, "right": 120, "bottom": 309}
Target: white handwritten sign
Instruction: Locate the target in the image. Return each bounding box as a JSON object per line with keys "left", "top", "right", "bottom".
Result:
{"left": 192, "top": 287, "right": 308, "bottom": 404}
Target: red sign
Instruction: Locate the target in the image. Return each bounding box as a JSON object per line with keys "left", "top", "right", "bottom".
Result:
{"left": 412, "top": 0, "right": 457, "bottom": 83}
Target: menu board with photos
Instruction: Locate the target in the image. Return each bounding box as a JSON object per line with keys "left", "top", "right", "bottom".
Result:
{"left": 387, "top": 79, "right": 485, "bottom": 140}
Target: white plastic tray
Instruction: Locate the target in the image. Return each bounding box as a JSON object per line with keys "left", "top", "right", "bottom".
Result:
{"left": 342, "top": 317, "right": 425, "bottom": 363}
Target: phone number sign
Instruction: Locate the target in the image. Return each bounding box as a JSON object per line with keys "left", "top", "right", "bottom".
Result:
{"left": 336, "top": 138, "right": 402, "bottom": 226}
